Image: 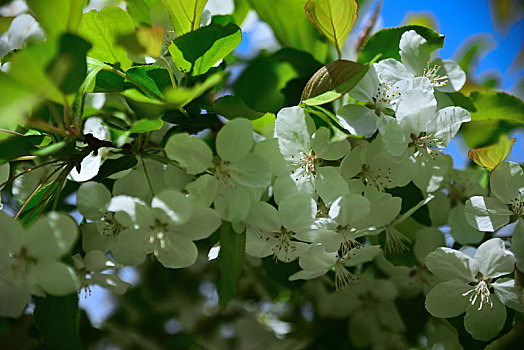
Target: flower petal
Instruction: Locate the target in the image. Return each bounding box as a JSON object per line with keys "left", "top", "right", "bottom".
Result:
{"left": 165, "top": 133, "right": 213, "bottom": 174}
{"left": 474, "top": 238, "right": 515, "bottom": 278}
{"left": 30, "top": 261, "right": 79, "bottom": 296}
{"left": 176, "top": 207, "right": 221, "bottom": 240}
{"left": 425, "top": 247, "right": 476, "bottom": 282}
{"left": 432, "top": 58, "right": 466, "bottom": 93}
{"left": 216, "top": 118, "right": 253, "bottom": 162}
{"left": 425, "top": 280, "right": 470, "bottom": 318}
{"left": 112, "top": 229, "right": 149, "bottom": 266}
{"left": 490, "top": 161, "right": 524, "bottom": 204}
{"left": 399, "top": 30, "right": 430, "bottom": 75}
{"left": 25, "top": 212, "right": 78, "bottom": 260}
{"left": 464, "top": 294, "right": 506, "bottom": 341}
{"left": 278, "top": 193, "right": 316, "bottom": 232}
{"left": 465, "top": 196, "right": 511, "bottom": 232}
{"left": 336, "top": 104, "right": 378, "bottom": 138}
{"left": 493, "top": 278, "right": 523, "bottom": 312}
{"left": 155, "top": 235, "right": 198, "bottom": 269}
{"left": 151, "top": 190, "right": 193, "bottom": 225}
{"left": 77, "top": 182, "right": 112, "bottom": 220}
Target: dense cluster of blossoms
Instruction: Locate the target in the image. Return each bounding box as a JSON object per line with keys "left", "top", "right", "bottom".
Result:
{"left": 1, "top": 23, "right": 522, "bottom": 345}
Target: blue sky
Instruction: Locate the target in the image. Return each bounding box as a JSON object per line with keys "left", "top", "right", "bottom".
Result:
{"left": 381, "top": 0, "right": 524, "bottom": 92}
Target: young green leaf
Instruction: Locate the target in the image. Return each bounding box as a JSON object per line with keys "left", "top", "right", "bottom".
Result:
{"left": 305, "top": 0, "right": 358, "bottom": 55}
{"left": 468, "top": 91, "right": 524, "bottom": 124}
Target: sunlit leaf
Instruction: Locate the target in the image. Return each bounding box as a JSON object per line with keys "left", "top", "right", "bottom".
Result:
{"left": 26, "top": 0, "right": 85, "bottom": 38}
{"left": 301, "top": 60, "right": 369, "bottom": 106}
{"left": 247, "top": 0, "right": 329, "bottom": 62}
{"left": 78, "top": 7, "right": 135, "bottom": 70}
{"left": 169, "top": 23, "right": 241, "bottom": 76}
{"left": 468, "top": 134, "right": 516, "bottom": 171}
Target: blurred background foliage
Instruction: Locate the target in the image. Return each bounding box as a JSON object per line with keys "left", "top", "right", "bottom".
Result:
{"left": 0, "top": 0, "right": 523, "bottom": 349}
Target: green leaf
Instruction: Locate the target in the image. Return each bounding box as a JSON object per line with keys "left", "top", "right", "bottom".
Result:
{"left": 213, "top": 95, "right": 274, "bottom": 120}
{"left": 46, "top": 33, "right": 92, "bottom": 94}
{"left": 233, "top": 54, "right": 298, "bottom": 113}
{"left": 94, "top": 154, "right": 138, "bottom": 180}
{"left": 0, "top": 74, "right": 39, "bottom": 128}
{"left": 33, "top": 141, "right": 76, "bottom": 157}
{"left": 78, "top": 7, "right": 135, "bottom": 70}
{"left": 126, "top": 65, "right": 171, "bottom": 99}
{"left": 169, "top": 23, "right": 241, "bottom": 76}
{"left": 247, "top": 0, "right": 329, "bottom": 62}
{"left": 358, "top": 25, "right": 444, "bottom": 64}
{"left": 0, "top": 135, "right": 46, "bottom": 165}
{"left": 161, "top": 0, "right": 208, "bottom": 36}
{"left": 118, "top": 26, "right": 165, "bottom": 58}
{"left": 126, "top": 0, "right": 153, "bottom": 26}
{"left": 300, "top": 60, "right": 369, "bottom": 106}
{"left": 3, "top": 40, "right": 64, "bottom": 107}
{"left": 217, "top": 222, "right": 246, "bottom": 309}
{"left": 19, "top": 182, "right": 60, "bottom": 226}
{"left": 129, "top": 118, "right": 164, "bottom": 133}
{"left": 163, "top": 72, "right": 223, "bottom": 108}
{"left": 304, "top": 0, "right": 358, "bottom": 54}
{"left": 468, "top": 91, "right": 524, "bottom": 124}
{"left": 468, "top": 134, "right": 516, "bottom": 171}
{"left": 26, "top": 0, "right": 86, "bottom": 38}
{"left": 34, "top": 294, "right": 82, "bottom": 350}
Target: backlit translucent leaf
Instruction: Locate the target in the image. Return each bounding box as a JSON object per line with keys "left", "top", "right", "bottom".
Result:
{"left": 468, "top": 91, "right": 524, "bottom": 124}
{"left": 247, "top": 0, "right": 328, "bottom": 62}
{"left": 26, "top": 0, "right": 85, "bottom": 38}
{"left": 79, "top": 7, "right": 135, "bottom": 70}
{"left": 162, "top": 0, "right": 208, "bottom": 36}
{"left": 304, "top": 0, "right": 357, "bottom": 53}
{"left": 468, "top": 134, "right": 516, "bottom": 171}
